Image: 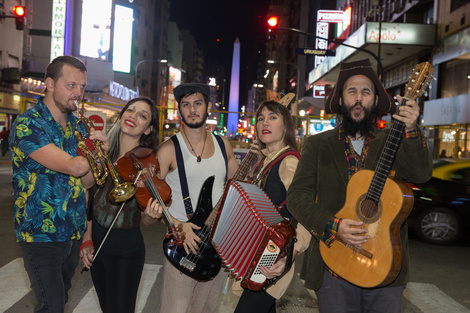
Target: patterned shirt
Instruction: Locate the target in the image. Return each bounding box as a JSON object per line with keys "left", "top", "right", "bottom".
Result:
{"left": 9, "top": 97, "right": 87, "bottom": 242}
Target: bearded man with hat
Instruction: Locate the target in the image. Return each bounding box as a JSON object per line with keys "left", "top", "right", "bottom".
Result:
{"left": 156, "top": 82, "right": 239, "bottom": 313}
{"left": 287, "top": 58, "right": 432, "bottom": 312}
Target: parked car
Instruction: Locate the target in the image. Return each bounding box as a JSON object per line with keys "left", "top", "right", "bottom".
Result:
{"left": 407, "top": 158, "right": 470, "bottom": 245}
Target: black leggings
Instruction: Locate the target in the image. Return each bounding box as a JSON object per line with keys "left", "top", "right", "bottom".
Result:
{"left": 90, "top": 247, "right": 145, "bottom": 313}
{"left": 234, "top": 289, "right": 276, "bottom": 313}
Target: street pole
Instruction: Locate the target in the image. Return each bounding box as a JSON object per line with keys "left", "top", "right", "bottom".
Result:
{"left": 377, "top": 0, "right": 383, "bottom": 79}
{"left": 277, "top": 27, "right": 384, "bottom": 83}
{"left": 134, "top": 59, "right": 168, "bottom": 87}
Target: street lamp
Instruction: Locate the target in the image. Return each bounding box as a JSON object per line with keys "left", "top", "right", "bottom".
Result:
{"left": 267, "top": 60, "right": 301, "bottom": 101}
{"left": 134, "top": 59, "right": 168, "bottom": 87}
{"left": 272, "top": 26, "right": 384, "bottom": 82}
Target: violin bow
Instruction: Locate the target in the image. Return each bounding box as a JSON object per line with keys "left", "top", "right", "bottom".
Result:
{"left": 81, "top": 170, "right": 143, "bottom": 273}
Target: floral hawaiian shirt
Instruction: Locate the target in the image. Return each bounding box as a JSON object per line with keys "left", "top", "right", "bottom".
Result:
{"left": 9, "top": 97, "right": 87, "bottom": 242}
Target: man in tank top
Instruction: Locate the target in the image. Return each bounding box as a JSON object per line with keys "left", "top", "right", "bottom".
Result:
{"left": 156, "top": 83, "right": 238, "bottom": 313}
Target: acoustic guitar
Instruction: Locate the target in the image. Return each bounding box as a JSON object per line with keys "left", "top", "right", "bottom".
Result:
{"left": 319, "top": 62, "right": 434, "bottom": 288}
{"left": 163, "top": 93, "right": 295, "bottom": 281}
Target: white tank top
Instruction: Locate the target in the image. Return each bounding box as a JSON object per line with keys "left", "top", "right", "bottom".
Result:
{"left": 166, "top": 132, "right": 227, "bottom": 222}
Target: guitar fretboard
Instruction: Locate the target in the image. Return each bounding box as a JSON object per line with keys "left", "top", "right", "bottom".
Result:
{"left": 366, "top": 109, "right": 406, "bottom": 203}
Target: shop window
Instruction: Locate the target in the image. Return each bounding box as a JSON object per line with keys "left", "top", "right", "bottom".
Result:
{"left": 451, "top": 0, "right": 470, "bottom": 12}
{"left": 440, "top": 59, "right": 470, "bottom": 98}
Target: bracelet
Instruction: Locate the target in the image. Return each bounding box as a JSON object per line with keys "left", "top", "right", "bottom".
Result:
{"left": 79, "top": 240, "right": 94, "bottom": 261}
{"left": 80, "top": 240, "right": 94, "bottom": 253}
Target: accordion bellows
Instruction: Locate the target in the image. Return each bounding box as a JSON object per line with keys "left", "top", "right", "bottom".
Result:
{"left": 210, "top": 180, "right": 296, "bottom": 291}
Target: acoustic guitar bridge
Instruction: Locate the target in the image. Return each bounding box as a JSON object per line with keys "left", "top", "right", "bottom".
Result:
{"left": 337, "top": 238, "right": 373, "bottom": 259}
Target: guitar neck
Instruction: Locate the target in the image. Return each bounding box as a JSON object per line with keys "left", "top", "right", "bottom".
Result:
{"left": 232, "top": 147, "right": 258, "bottom": 181}
{"left": 366, "top": 99, "right": 407, "bottom": 203}
{"left": 205, "top": 147, "right": 258, "bottom": 226}
{"left": 366, "top": 62, "right": 434, "bottom": 203}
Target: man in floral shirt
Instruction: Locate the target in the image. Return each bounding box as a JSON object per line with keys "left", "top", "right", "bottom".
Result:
{"left": 9, "top": 55, "right": 108, "bottom": 312}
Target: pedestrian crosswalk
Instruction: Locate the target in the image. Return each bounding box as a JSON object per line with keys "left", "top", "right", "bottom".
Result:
{"left": 0, "top": 258, "right": 469, "bottom": 313}
{"left": 0, "top": 167, "right": 12, "bottom": 175}
{"left": 0, "top": 259, "right": 31, "bottom": 312}
{"left": 73, "top": 264, "right": 162, "bottom": 313}
{"left": 404, "top": 282, "right": 470, "bottom": 313}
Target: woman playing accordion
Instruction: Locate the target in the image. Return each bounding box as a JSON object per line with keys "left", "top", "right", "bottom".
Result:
{"left": 232, "top": 100, "right": 311, "bottom": 313}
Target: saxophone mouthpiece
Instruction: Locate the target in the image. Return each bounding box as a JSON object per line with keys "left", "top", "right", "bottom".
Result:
{"left": 74, "top": 100, "right": 80, "bottom": 108}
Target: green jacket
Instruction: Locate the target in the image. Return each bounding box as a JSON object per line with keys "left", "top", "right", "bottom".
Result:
{"left": 286, "top": 126, "right": 433, "bottom": 291}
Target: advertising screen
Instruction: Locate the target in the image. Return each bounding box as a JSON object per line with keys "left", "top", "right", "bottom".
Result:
{"left": 113, "top": 5, "right": 134, "bottom": 73}
{"left": 79, "top": 0, "right": 112, "bottom": 60}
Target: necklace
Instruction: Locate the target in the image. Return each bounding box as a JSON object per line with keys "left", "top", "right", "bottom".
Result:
{"left": 183, "top": 129, "right": 207, "bottom": 162}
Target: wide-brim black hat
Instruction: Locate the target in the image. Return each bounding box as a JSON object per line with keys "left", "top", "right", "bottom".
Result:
{"left": 325, "top": 58, "right": 396, "bottom": 115}
{"left": 174, "top": 83, "right": 210, "bottom": 103}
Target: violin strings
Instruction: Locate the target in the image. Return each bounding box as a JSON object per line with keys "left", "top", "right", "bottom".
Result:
{"left": 134, "top": 159, "right": 218, "bottom": 265}
{"left": 133, "top": 158, "right": 177, "bottom": 236}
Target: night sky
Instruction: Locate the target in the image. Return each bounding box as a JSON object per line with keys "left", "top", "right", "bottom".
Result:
{"left": 169, "top": 0, "right": 272, "bottom": 104}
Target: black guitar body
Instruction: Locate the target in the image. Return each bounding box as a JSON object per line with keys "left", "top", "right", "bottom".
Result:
{"left": 163, "top": 176, "right": 222, "bottom": 281}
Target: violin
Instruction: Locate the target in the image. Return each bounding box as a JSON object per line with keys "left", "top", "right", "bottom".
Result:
{"left": 115, "top": 146, "right": 183, "bottom": 247}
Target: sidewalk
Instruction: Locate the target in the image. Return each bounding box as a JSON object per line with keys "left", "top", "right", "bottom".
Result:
{"left": 0, "top": 153, "right": 11, "bottom": 165}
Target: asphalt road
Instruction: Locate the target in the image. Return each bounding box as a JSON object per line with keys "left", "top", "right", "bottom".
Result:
{"left": 0, "top": 156, "right": 469, "bottom": 312}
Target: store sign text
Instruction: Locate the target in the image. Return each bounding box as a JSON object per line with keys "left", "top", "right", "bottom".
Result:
{"left": 366, "top": 23, "right": 435, "bottom": 45}
{"left": 50, "top": 0, "right": 67, "bottom": 62}
{"left": 109, "top": 81, "right": 139, "bottom": 101}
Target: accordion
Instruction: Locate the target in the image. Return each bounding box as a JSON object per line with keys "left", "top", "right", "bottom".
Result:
{"left": 210, "top": 180, "right": 296, "bottom": 291}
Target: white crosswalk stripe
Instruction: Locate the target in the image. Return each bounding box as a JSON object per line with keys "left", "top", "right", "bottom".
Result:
{"left": 73, "top": 264, "right": 162, "bottom": 313}
{"left": 0, "top": 258, "right": 468, "bottom": 313}
{"left": 0, "top": 258, "right": 31, "bottom": 312}
{"left": 404, "top": 282, "right": 470, "bottom": 313}
{"left": 0, "top": 167, "right": 12, "bottom": 175}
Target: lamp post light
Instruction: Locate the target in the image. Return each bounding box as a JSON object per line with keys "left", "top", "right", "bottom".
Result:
{"left": 272, "top": 26, "right": 384, "bottom": 82}
{"left": 134, "top": 59, "right": 168, "bottom": 88}
{"left": 267, "top": 59, "right": 301, "bottom": 101}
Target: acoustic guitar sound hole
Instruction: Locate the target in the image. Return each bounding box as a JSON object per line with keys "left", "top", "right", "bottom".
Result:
{"left": 356, "top": 195, "right": 382, "bottom": 223}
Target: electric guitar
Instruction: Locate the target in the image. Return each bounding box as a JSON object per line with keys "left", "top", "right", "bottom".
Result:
{"left": 163, "top": 93, "right": 295, "bottom": 281}
{"left": 319, "top": 63, "right": 434, "bottom": 288}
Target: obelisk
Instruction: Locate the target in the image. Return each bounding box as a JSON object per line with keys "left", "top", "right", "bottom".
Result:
{"left": 227, "top": 38, "right": 240, "bottom": 137}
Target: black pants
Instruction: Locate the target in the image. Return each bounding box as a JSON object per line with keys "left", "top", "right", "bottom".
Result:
{"left": 234, "top": 289, "right": 276, "bottom": 313}
{"left": 90, "top": 247, "right": 145, "bottom": 313}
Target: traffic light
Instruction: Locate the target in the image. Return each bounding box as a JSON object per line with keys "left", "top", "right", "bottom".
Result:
{"left": 13, "top": 6, "right": 25, "bottom": 30}
{"left": 267, "top": 16, "right": 279, "bottom": 30}
{"left": 267, "top": 16, "right": 279, "bottom": 39}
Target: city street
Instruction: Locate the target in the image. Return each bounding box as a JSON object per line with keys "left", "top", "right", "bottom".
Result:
{"left": 0, "top": 156, "right": 469, "bottom": 313}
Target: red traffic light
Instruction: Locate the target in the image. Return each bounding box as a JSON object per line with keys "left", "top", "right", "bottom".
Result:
{"left": 267, "top": 16, "right": 279, "bottom": 28}
{"left": 13, "top": 6, "right": 25, "bottom": 17}
{"left": 12, "top": 6, "right": 25, "bottom": 30}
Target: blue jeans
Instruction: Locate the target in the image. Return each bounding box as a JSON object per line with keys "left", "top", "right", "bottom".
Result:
{"left": 19, "top": 240, "right": 81, "bottom": 313}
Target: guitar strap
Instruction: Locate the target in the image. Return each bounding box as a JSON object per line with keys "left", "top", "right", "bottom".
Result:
{"left": 255, "top": 148, "right": 301, "bottom": 211}
{"left": 171, "top": 133, "right": 227, "bottom": 218}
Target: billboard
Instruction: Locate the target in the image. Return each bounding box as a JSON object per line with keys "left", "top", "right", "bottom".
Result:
{"left": 112, "top": 5, "right": 134, "bottom": 73}
{"left": 50, "top": 0, "right": 67, "bottom": 61}
{"left": 79, "top": 0, "right": 112, "bottom": 61}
